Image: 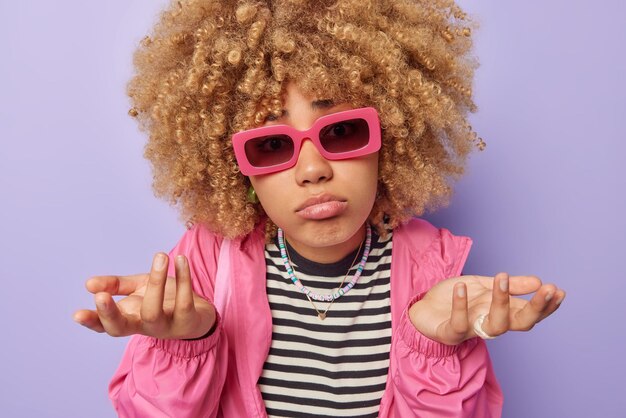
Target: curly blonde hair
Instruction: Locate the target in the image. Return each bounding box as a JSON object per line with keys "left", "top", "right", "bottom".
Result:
{"left": 128, "top": 0, "right": 482, "bottom": 239}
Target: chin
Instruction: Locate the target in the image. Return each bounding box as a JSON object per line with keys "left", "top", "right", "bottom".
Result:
{"left": 303, "top": 218, "right": 362, "bottom": 245}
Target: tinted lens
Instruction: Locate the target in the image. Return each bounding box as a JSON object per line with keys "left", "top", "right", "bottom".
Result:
{"left": 319, "top": 118, "right": 370, "bottom": 154}
{"left": 244, "top": 134, "right": 295, "bottom": 168}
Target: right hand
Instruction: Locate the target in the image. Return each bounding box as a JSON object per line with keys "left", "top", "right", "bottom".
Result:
{"left": 73, "top": 253, "right": 216, "bottom": 340}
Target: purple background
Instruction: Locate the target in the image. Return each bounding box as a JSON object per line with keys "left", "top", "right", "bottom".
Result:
{"left": 1, "top": 1, "right": 624, "bottom": 417}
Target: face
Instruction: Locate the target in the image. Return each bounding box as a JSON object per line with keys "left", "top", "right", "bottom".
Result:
{"left": 247, "top": 83, "right": 379, "bottom": 263}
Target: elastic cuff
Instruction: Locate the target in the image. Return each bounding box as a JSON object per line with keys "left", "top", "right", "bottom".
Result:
{"left": 183, "top": 314, "right": 219, "bottom": 341}
{"left": 148, "top": 311, "right": 222, "bottom": 359}
{"left": 400, "top": 293, "right": 459, "bottom": 358}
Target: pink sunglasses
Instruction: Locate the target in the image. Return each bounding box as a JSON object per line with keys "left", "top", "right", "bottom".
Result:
{"left": 232, "top": 107, "right": 381, "bottom": 176}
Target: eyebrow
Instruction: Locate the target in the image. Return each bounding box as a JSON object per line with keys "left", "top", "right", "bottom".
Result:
{"left": 311, "top": 99, "right": 335, "bottom": 110}
{"left": 278, "top": 99, "right": 336, "bottom": 118}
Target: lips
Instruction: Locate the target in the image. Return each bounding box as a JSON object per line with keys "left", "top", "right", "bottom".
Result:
{"left": 295, "top": 194, "right": 348, "bottom": 220}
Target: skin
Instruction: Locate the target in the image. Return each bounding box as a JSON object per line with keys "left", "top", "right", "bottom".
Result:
{"left": 74, "top": 254, "right": 215, "bottom": 339}
{"left": 249, "top": 82, "right": 379, "bottom": 264}
{"left": 73, "top": 83, "right": 566, "bottom": 342}
{"left": 410, "top": 272, "right": 565, "bottom": 344}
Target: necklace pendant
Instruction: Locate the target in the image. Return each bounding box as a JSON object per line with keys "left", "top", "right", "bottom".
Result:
{"left": 318, "top": 312, "right": 327, "bottom": 320}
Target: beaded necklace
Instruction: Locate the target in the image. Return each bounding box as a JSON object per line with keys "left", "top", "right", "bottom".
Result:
{"left": 277, "top": 224, "right": 372, "bottom": 316}
{"left": 284, "top": 237, "right": 363, "bottom": 320}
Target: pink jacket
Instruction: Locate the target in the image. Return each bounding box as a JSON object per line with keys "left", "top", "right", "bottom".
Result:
{"left": 109, "top": 218, "right": 503, "bottom": 417}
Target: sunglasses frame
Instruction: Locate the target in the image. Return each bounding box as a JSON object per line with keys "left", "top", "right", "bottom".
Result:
{"left": 232, "top": 107, "right": 381, "bottom": 176}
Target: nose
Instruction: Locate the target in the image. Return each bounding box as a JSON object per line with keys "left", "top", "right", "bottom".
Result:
{"left": 294, "top": 139, "right": 333, "bottom": 185}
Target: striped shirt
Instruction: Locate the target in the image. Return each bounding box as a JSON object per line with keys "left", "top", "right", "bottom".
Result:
{"left": 259, "top": 229, "right": 393, "bottom": 418}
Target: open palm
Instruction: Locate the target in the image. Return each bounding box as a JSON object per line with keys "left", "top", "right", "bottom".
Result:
{"left": 409, "top": 273, "right": 565, "bottom": 345}
{"left": 74, "top": 253, "right": 215, "bottom": 340}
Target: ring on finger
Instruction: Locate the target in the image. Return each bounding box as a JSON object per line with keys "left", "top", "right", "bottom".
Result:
{"left": 473, "top": 313, "right": 497, "bottom": 340}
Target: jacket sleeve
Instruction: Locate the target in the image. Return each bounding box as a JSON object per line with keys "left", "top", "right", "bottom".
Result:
{"left": 392, "top": 295, "right": 503, "bottom": 417}
{"left": 387, "top": 223, "right": 503, "bottom": 417}
{"left": 108, "top": 225, "right": 229, "bottom": 418}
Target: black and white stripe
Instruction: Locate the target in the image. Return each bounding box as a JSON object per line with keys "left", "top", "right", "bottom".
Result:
{"left": 259, "top": 229, "right": 393, "bottom": 417}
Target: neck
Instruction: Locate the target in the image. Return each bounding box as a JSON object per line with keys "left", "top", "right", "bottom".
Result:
{"left": 284, "top": 224, "right": 366, "bottom": 264}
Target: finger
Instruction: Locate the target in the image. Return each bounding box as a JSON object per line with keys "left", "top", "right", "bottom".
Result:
{"left": 533, "top": 288, "right": 566, "bottom": 324}
{"left": 507, "top": 275, "right": 542, "bottom": 295}
{"left": 482, "top": 272, "right": 511, "bottom": 336}
{"left": 448, "top": 282, "right": 469, "bottom": 337}
{"left": 555, "top": 289, "right": 566, "bottom": 307}
{"left": 473, "top": 275, "right": 542, "bottom": 296}
{"left": 140, "top": 253, "right": 169, "bottom": 326}
{"left": 520, "top": 286, "right": 566, "bottom": 329}
{"left": 86, "top": 274, "right": 147, "bottom": 295}
{"left": 95, "top": 292, "right": 131, "bottom": 337}
{"left": 511, "top": 283, "right": 558, "bottom": 331}
{"left": 173, "top": 255, "right": 195, "bottom": 318}
{"left": 73, "top": 309, "right": 105, "bottom": 333}
{"left": 547, "top": 289, "right": 566, "bottom": 314}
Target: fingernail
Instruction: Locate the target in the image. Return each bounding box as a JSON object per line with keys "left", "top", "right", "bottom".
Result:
{"left": 545, "top": 292, "right": 554, "bottom": 302}
{"left": 176, "top": 255, "right": 185, "bottom": 267}
{"left": 456, "top": 285, "right": 466, "bottom": 297}
{"left": 499, "top": 277, "right": 509, "bottom": 292}
{"left": 96, "top": 298, "right": 107, "bottom": 310}
{"left": 154, "top": 253, "right": 166, "bottom": 270}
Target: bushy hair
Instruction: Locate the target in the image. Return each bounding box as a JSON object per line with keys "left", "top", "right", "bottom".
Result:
{"left": 127, "top": 0, "right": 482, "bottom": 239}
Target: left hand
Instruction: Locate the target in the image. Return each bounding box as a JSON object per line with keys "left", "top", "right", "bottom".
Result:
{"left": 408, "top": 272, "right": 565, "bottom": 345}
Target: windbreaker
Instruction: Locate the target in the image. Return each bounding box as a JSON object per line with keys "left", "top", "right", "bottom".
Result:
{"left": 109, "top": 218, "right": 503, "bottom": 417}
